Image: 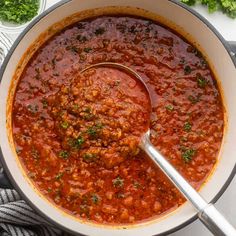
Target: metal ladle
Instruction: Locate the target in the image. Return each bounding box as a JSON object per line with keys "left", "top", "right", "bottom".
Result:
{"left": 81, "top": 62, "right": 236, "bottom": 236}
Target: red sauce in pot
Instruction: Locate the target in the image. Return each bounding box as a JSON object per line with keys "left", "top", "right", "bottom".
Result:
{"left": 12, "top": 16, "right": 224, "bottom": 224}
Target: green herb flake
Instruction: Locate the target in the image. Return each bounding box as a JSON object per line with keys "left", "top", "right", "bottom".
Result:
{"left": 165, "top": 104, "right": 174, "bottom": 111}
{"left": 0, "top": 0, "right": 40, "bottom": 24}
{"left": 112, "top": 176, "right": 124, "bottom": 188}
{"left": 41, "top": 99, "right": 48, "bottom": 108}
{"left": 83, "top": 153, "right": 97, "bottom": 162}
{"left": 55, "top": 172, "right": 63, "bottom": 180}
{"left": 133, "top": 181, "right": 141, "bottom": 189}
{"left": 183, "top": 122, "right": 192, "bottom": 132}
{"left": 184, "top": 65, "right": 192, "bottom": 75}
{"left": 197, "top": 74, "right": 207, "bottom": 88}
{"left": 181, "top": 148, "right": 196, "bottom": 163}
{"left": 31, "top": 148, "right": 39, "bottom": 160}
{"left": 27, "top": 104, "right": 38, "bottom": 114}
{"left": 84, "top": 47, "right": 92, "bottom": 53}
{"left": 188, "top": 95, "right": 200, "bottom": 104}
{"left": 87, "top": 123, "right": 103, "bottom": 138}
{"left": 76, "top": 34, "right": 87, "bottom": 43}
{"left": 91, "top": 194, "right": 100, "bottom": 204}
{"left": 59, "top": 150, "right": 69, "bottom": 159}
{"left": 15, "top": 147, "right": 21, "bottom": 154}
{"left": 72, "top": 136, "right": 85, "bottom": 149}
{"left": 61, "top": 121, "right": 69, "bottom": 129}
{"left": 70, "top": 46, "right": 79, "bottom": 54}
{"left": 95, "top": 27, "right": 105, "bottom": 35}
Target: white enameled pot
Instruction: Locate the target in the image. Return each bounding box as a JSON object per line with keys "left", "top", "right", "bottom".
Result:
{"left": 0, "top": 1, "right": 236, "bottom": 235}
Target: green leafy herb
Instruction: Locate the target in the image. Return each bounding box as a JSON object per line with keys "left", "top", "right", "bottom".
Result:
{"left": 197, "top": 74, "right": 207, "bottom": 88}
{"left": 59, "top": 150, "right": 69, "bottom": 159}
{"left": 183, "top": 122, "right": 192, "bottom": 132}
{"left": 165, "top": 104, "right": 174, "bottom": 111}
{"left": 133, "top": 181, "right": 141, "bottom": 189}
{"left": 91, "top": 194, "right": 100, "bottom": 204}
{"left": 69, "top": 46, "right": 79, "bottom": 54}
{"left": 61, "top": 121, "right": 69, "bottom": 129}
{"left": 87, "top": 123, "right": 103, "bottom": 138}
{"left": 76, "top": 34, "right": 87, "bottom": 43}
{"left": 41, "top": 99, "right": 48, "bottom": 109}
{"left": 83, "top": 153, "right": 97, "bottom": 162}
{"left": 31, "top": 148, "right": 39, "bottom": 160}
{"left": 83, "top": 47, "right": 92, "bottom": 53}
{"left": 27, "top": 104, "right": 38, "bottom": 114}
{"left": 188, "top": 95, "right": 200, "bottom": 104}
{"left": 0, "top": 0, "right": 40, "bottom": 24}
{"left": 95, "top": 27, "right": 105, "bottom": 35}
{"left": 184, "top": 65, "right": 192, "bottom": 75}
{"left": 71, "top": 136, "right": 85, "bottom": 149}
{"left": 55, "top": 172, "right": 63, "bottom": 180}
{"left": 112, "top": 176, "right": 124, "bottom": 187}
{"left": 181, "top": 148, "right": 196, "bottom": 162}
{"left": 181, "top": 0, "right": 236, "bottom": 19}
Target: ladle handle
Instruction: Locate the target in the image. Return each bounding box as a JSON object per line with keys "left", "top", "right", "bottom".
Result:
{"left": 141, "top": 133, "right": 236, "bottom": 236}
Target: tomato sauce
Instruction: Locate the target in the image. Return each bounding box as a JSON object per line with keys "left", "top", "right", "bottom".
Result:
{"left": 12, "top": 16, "right": 224, "bottom": 224}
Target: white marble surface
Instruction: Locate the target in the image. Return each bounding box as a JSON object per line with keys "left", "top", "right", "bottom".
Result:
{"left": 3, "top": 0, "right": 236, "bottom": 235}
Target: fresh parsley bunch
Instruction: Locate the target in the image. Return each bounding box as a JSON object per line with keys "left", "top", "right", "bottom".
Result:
{"left": 0, "top": 0, "right": 39, "bottom": 24}
{"left": 181, "top": 0, "right": 236, "bottom": 18}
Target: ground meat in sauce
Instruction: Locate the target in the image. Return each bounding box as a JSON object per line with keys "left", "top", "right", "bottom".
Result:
{"left": 12, "top": 16, "right": 224, "bottom": 224}
{"left": 48, "top": 67, "right": 150, "bottom": 169}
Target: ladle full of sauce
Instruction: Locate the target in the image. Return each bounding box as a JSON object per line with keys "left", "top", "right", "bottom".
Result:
{"left": 81, "top": 62, "right": 236, "bottom": 236}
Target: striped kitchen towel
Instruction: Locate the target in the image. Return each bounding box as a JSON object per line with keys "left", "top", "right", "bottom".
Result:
{"left": 0, "top": 187, "right": 65, "bottom": 236}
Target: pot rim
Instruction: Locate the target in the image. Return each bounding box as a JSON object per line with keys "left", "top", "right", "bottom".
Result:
{"left": 0, "top": 0, "right": 235, "bottom": 235}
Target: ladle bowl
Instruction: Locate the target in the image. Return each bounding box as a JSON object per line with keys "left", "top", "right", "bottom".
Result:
{"left": 81, "top": 62, "right": 236, "bottom": 236}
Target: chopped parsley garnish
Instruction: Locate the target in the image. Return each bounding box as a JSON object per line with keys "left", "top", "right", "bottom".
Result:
{"left": 83, "top": 153, "right": 97, "bottom": 162}
{"left": 95, "top": 27, "right": 105, "bottom": 35}
{"left": 69, "top": 46, "right": 79, "bottom": 54}
{"left": 76, "top": 35, "right": 87, "bottom": 43}
{"left": 197, "top": 74, "right": 207, "bottom": 88}
{"left": 183, "top": 122, "right": 192, "bottom": 132}
{"left": 133, "top": 181, "right": 141, "bottom": 189}
{"left": 181, "top": 148, "right": 196, "bottom": 162}
{"left": 0, "top": 0, "right": 39, "bottom": 24}
{"left": 59, "top": 150, "right": 69, "bottom": 159}
{"left": 72, "top": 136, "right": 85, "bottom": 149}
{"left": 31, "top": 148, "right": 39, "bottom": 160}
{"left": 41, "top": 99, "right": 48, "bottom": 108}
{"left": 60, "top": 121, "right": 69, "bottom": 129}
{"left": 55, "top": 172, "right": 63, "bottom": 180}
{"left": 27, "top": 104, "right": 38, "bottom": 114}
{"left": 91, "top": 194, "right": 100, "bottom": 204}
{"left": 184, "top": 65, "right": 192, "bottom": 75}
{"left": 112, "top": 176, "right": 124, "bottom": 187}
{"left": 165, "top": 104, "right": 174, "bottom": 111}
{"left": 188, "top": 95, "right": 200, "bottom": 104}
{"left": 87, "top": 123, "right": 103, "bottom": 138}
{"left": 83, "top": 107, "right": 94, "bottom": 120}
{"left": 83, "top": 47, "right": 92, "bottom": 53}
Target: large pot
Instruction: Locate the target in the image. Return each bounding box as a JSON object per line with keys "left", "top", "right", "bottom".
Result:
{"left": 0, "top": 1, "right": 236, "bottom": 235}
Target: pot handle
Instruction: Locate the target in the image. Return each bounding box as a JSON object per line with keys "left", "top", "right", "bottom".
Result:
{"left": 228, "top": 41, "right": 236, "bottom": 63}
